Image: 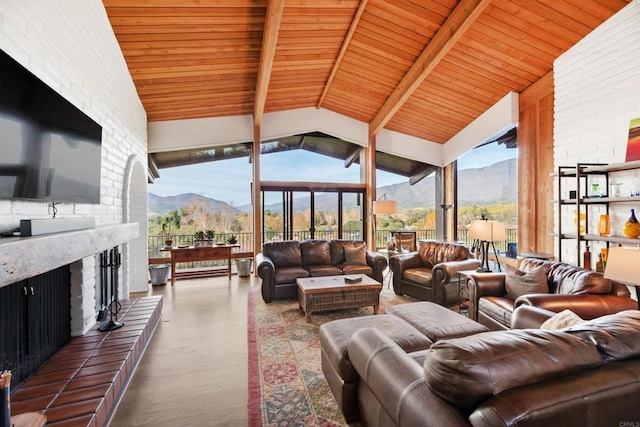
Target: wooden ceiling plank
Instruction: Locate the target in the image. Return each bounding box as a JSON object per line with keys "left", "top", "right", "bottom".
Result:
{"left": 510, "top": 0, "right": 594, "bottom": 35}
{"left": 111, "top": 23, "right": 265, "bottom": 35}
{"left": 348, "top": 36, "right": 416, "bottom": 67}
{"left": 404, "top": 0, "right": 458, "bottom": 18}
{"left": 115, "top": 31, "right": 264, "bottom": 43}
{"left": 460, "top": 29, "right": 553, "bottom": 74}
{"left": 104, "top": 0, "right": 267, "bottom": 7}
{"left": 316, "top": 0, "right": 367, "bottom": 109}
{"left": 478, "top": 2, "right": 580, "bottom": 52}
{"left": 109, "top": 16, "right": 265, "bottom": 26}
{"left": 366, "top": 0, "right": 443, "bottom": 35}
{"left": 106, "top": 6, "right": 266, "bottom": 17}
{"left": 456, "top": 33, "right": 548, "bottom": 79}
{"left": 368, "top": 0, "right": 491, "bottom": 136}
{"left": 356, "top": 21, "right": 425, "bottom": 56}
{"left": 564, "top": 0, "right": 630, "bottom": 20}
{"left": 253, "top": 0, "right": 285, "bottom": 126}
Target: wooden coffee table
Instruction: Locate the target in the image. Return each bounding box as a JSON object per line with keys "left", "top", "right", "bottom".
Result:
{"left": 296, "top": 274, "right": 382, "bottom": 322}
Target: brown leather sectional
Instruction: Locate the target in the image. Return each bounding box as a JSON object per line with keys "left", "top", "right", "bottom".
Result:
{"left": 467, "top": 258, "right": 637, "bottom": 330}
{"left": 256, "top": 239, "right": 387, "bottom": 303}
{"left": 320, "top": 301, "right": 640, "bottom": 426}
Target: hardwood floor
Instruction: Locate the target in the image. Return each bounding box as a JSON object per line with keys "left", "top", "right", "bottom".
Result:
{"left": 109, "top": 273, "right": 257, "bottom": 426}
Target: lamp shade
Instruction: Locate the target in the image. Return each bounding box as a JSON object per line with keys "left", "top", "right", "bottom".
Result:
{"left": 372, "top": 200, "right": 397, "bottom": 215}
{"left": 604, "top": 246, "right": 640, "bottom": 284}
{"left": 468, "top": 220, "right": 507, "bottom": 242}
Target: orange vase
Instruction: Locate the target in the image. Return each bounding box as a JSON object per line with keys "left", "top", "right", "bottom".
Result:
{"left": 598, "top": 214, "right": 610, "bottom": 236}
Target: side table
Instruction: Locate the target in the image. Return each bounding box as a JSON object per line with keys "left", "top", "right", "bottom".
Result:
{"left": 377, "top": 248, "right": 408, "bottom": 288}
{"left": 456, "top": 269, "right": 488, "bottom": 316}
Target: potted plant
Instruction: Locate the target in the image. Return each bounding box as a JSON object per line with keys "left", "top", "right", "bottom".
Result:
{"left": 161, "top": 210, "right": 181, "bottom": 247}
{"left": 228, "top": 235, "right": 238, "bottom": 245}
{"left": 193, "top": 230, "right": 205, "bottom": 246}
{"left": 206, "top": 229, "right": 215, "bottom": 240}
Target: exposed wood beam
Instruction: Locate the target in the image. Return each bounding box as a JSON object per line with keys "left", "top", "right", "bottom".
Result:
{"left": 365, "top": 135, "right": 376, "bottom": 249}
{"left": 368, "top": 0, "right": 490, "bottom": 136}
{"left": 254, "top": 0, "right": 285, "bottom": 127}
{"left": 409, "top": 164, "right": 437, "bottom": 185}
{"left": 252, "top": 124, "right": 262, "bottom": 275}
{"left": 316, "top": 0, "right": 368, "bottom": 109}
{"left": 344, "top": 146, "right": 361, "bottom": 168}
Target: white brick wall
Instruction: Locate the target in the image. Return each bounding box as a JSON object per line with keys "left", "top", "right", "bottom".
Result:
{"left": 0, "top": 1, "right": 149, "bottom": 329}
{"left": 69, "top": 256, "right": 96, "bottom": 336}
{"left": 0, "top": 0, "right": 147, "bottom": 230}
{"left": 554, "top": 0, "right": 640, "bottom": 265}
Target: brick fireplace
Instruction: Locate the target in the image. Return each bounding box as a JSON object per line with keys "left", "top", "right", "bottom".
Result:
{"left": 0, "top": 224, "right": 139, "bottom": 381}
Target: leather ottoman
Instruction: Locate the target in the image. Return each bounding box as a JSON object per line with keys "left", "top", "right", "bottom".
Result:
{"left": 319, "top": 302, "right": 488, "bottom": 423}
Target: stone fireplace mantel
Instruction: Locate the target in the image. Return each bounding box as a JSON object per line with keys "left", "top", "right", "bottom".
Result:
{"left": 0, "top": 222, "right": 139, "bottom": 288}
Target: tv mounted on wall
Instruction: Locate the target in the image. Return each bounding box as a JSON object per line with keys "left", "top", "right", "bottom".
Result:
{"left": 0, "top": 49, "right": 102, "bottom": 204}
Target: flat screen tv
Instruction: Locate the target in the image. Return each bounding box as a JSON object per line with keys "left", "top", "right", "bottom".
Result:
{"left": 0, "top": 49, "right": 102, "bottom": 204}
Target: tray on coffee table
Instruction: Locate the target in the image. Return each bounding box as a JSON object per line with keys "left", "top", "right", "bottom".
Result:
{"left": 296, "top": 274, "right": 382, "bottom": 322}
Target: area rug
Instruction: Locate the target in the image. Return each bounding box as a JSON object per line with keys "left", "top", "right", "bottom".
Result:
{"left": 247, "top": 285, "right": 414, "bottom": 426}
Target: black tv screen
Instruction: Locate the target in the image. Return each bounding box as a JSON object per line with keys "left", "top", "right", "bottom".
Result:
{"left": 0, "top": 49, "right": 102, "bottom": 204}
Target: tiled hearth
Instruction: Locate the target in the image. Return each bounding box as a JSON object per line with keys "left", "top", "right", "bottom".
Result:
{"left": 10, "top": 296, "right": 162, "bottom": 426}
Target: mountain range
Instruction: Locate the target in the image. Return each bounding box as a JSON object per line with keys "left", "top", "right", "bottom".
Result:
{"left": 148, "top": 158, "right": 516, "bottom": 215}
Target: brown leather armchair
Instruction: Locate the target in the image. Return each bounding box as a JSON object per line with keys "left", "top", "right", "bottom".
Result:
{"left": 467, "top": 258, "right": 637, "bottom": 330}
{"left": 389, "top": 241, "right": 481, "bottom": 306}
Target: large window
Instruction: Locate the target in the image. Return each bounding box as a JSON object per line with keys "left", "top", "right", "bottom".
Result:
{"left": 456, "top": 141, "right": 517, "bottom": 254}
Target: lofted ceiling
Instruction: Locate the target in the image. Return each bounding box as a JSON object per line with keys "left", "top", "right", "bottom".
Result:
{"left": 104, "top": 0, "right": 630, "bottom": 145}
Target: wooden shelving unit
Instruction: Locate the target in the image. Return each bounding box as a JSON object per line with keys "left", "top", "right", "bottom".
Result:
{"left": 556, "top": 161, "right": 640, "bottom": 265}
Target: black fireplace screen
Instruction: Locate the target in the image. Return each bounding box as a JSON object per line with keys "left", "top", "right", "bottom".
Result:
{"left": 0, "top": 266, "right": 71, "bottom": 387}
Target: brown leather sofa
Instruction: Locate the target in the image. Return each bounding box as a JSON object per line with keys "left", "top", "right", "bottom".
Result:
{"left": 467, "top": 258, "right": 637, "bottom": 330}
{"left": 345, "top": 309, "right": 640, "bottom": 426}
{"left": 388, "top": 241, "right": 480, "bottom": 305}
{"left": 256, "top": 239, "right": 387, "bottom": 303}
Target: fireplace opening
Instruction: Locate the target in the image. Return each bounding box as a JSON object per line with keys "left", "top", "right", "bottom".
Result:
{"left": 0, "top": 266, "right": 71, "bottom": 388}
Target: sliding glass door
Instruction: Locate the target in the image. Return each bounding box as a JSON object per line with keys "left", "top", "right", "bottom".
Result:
{"left": 261, "top": 183, "right": 366, "bottom": 243}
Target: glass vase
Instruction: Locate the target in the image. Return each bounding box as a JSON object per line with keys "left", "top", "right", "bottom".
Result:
{"left": 623, "top": 209, "right": 640, "bottom": 238}
{"left": 598, "top": 214, "right": 610, "bottom": 236}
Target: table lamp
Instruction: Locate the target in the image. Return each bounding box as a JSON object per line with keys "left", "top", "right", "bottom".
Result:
{"left": 468, "top": 219, "right": 507, "bottom": 272}
{"left": 603, "top": 246, "right": 640, "bottom": 309}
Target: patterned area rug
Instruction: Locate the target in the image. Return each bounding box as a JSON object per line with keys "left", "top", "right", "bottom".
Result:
{"left": 247, "top": 284, "right": 415, "bottom": 426}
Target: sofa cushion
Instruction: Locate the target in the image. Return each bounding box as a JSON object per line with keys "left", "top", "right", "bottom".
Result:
{"left": 301, "top": 240, "right": 332, "bottom": 266}
{"left": 329, "top": 240, "right": 367, "bottom": 265}
{"left": 306, "top": 265, "right": 342, "bottom": 277}
{"left": 386, "top": 302, "right": 489, "bottom": 341}
{"left": 505, "top": 266, "right": 548, "bottom": 299}
{"left": 418, "top": 241, "right": 472, "bottom": 268}
{"left": 274, "top": 266, "right": 309, "bottom": 284}
{"left": 540, "top": 309, "right": 585, "bottom": 330}
{"left": 478, "top": 296, "right": 514, "bottom": 327}
{"left": 263, "top": 241, "right": 302, "bottom": 268}
{"left": 341, "top": 264, "right": 373, "bottom": 276}
{"left": 423, "top": 329, "right": 603, "bottom": 408}
{"left": 403, "top": 268, "right": 432, "bottom": 285}
{"left": 556, "top": 272, "right": 612, "bottom": 295}
{"left": 344, "top": 244, "right": 367, "bottom": 265}
{"left": 564, "top": 310, "right": 640, "bottom": 362}
{"left": 519, "top": 258, "right": 613, "bottom": 295}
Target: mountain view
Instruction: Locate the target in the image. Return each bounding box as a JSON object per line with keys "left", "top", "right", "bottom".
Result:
{"left": 148, "top": 158, "right": 516, "bottom": 215}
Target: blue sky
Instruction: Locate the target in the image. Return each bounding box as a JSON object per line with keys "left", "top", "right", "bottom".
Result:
{"left": 149, "top": 143, "right": 515, "bottom": 206}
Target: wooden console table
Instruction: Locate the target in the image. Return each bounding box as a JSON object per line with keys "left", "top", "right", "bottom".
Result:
{"left": 162, "top": 245, "right": 239, "bottom": 285}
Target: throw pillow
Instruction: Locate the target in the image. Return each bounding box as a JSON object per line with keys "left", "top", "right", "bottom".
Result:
{"left": 540, "top": 309, "right": 585, "bottom": 331}
{"left": 344, "top": 244, "right": 367, "bottom": 265}
{"left": 504, "top": 265, "right": 548, "bottom": 300}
